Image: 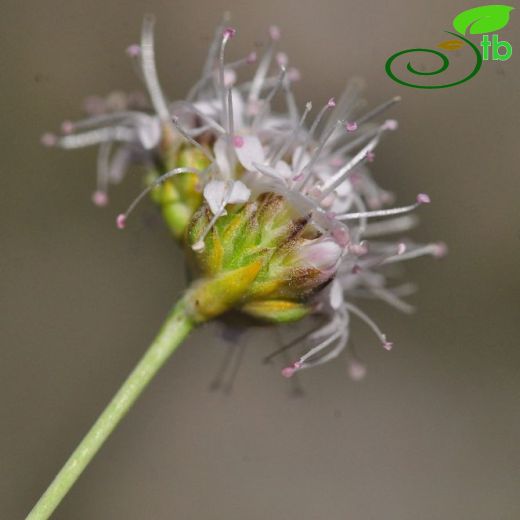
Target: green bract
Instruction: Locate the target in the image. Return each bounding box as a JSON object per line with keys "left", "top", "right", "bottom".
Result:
{"left": 185, "top": 192, "right": 331, "bottom": 323}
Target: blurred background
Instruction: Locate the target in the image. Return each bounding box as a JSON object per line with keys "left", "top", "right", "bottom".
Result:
{"left": 1, "top": 0, "right": 519, "bottom": 518}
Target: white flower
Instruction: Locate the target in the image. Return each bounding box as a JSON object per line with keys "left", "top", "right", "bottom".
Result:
{"left": 44, "top": 15, "right": 445, "bottom": 380}
{"left": 203, "top": 179, "right": 251, "bottom": 215}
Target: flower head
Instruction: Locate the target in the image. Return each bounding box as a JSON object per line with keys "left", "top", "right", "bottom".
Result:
{"left": 43, "top": 15, "right": 445, "bottom": 379}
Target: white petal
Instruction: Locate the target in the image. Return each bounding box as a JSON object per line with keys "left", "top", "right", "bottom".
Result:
{"left": 335, "top": 179, "right": 353, "bottom": 197}
{"left": 302, "top": 239, "right": 342, "bottom": 271}
{"left": 203, "top": 180, "right": 227, "bottom": 215}
{"left": 234, "top": 135, "right": 265, "bottom": 172}
{"left": 274, "top": 160, "right": 293, "bottom": 179}
{"left": 203, "top": 180, "right": 250, "bottom": 215}
{"left": 137, "top": 117, "right": 161, "bottom": 149}
{"left": 193, "top": 99, "right": 219, "bottom": 119}
{"left": 228, "top": 180, "right": 251, "bottom": 205}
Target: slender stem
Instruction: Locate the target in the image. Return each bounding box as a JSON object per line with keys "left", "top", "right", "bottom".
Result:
{"left": 27, "top": 297, "right": 195, "bottom": 520}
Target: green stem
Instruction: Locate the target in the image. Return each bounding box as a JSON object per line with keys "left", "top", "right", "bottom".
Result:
{"left": 27, "top": 297, "right": 195, "bottom": 520}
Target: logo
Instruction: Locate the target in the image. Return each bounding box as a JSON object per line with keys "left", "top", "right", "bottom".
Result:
{"left": 385, "top": 5, "right": 514, "bottom": 89}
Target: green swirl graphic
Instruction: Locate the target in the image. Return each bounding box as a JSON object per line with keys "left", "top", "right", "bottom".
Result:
{"left": 385, "top": 31, "right": 482, "bottom": 89}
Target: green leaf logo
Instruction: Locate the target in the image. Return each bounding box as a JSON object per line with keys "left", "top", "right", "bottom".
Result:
{"left": 453, "top": 5, "right": 514, "bottom": 35}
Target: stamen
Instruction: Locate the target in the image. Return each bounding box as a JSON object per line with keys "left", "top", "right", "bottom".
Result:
{"left": 226, "top": 51, "right": 257, "bottom": 69}
{"left": 226, "top": 88, "right": 235, "bottom": 137}
{"left": 170, "top": 101, "right": 225, "bottom": 133}
{"left": 116, "top": 214, "right": 126, "bottom": 229}
{"left": 336, "top": 194, "right": 430, "bottom": 220}
{"left": 356, "top": 96, "right": 401, "bottom": 126}
{"left": 171, "top": 116, "right": 214, "bottom": 161}
{"left": 252, "top": 66, "right": 286, "bottom": 131}
{"left": 282, "top": 71, "right": 299, "bottom": 123}
{"left": 218, "top": 27, "right": 236, "bottom": 134}
{"left": 140, "top": 14, "right": 171, "bottom": 121}
{"left": 299, "top": 331, "right": 342, "bottom": 364}
{"left": 116, "top": 167, "right": 204, "bottom": 229}
{"left": 330, "top": 119, "right": 395, "bottom": 160}
{"left": 269, "top": 101, "right": 312, "bottom": 165}
{"left": 201, "top": 13, "right": 231, "bottom": 82}
{"left": 223, "top": 27, "right": 236, "bottom": 39}
{"left": 94, "top": 141, "right": 112, "bottom": 206}
{"left": 317, "top": 132, "right": 382, "bottom": 198}
{"left": 263, "top": 326, "right": 320, "bottom": 363}
{"left": 307, "top": 97, "right": 336, "bottom": 139}
{"left": 281, "top": 361, "right": 302, "bottom": 378}
{"left": 192, "top": 181, "right": 235, "bottom": 251}
{"left": 53, "top": 127, "right": 135, "bottom": 148}
{"left": 370, "top": 287, "right": 415, "bottom": 314}
{"left": 247, "top": 27, "right": 279, "bottom": 109}
{"left": 319, "top": 77, "right": 365, "bottom": 141}
{"left": 52, "top": 111, "right": 149, "bottom": 135}
{"left": 295, "top": 120, "right": 343, "bottom": 189}
{"left": 92, "top": 191, "right": 109, "bottom": 207}
{"left": 345, "top": 302, "right": 392, "bottom": 350}
{"left": 345, "top": 121, "right": 358, "bottom": 132}
{"left": 383, "top": 242, "right": 447, "bottom": 264}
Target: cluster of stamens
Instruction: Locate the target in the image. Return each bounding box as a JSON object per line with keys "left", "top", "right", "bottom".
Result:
{"left": 42, "top": 15, "right": 445, "bottom": 380}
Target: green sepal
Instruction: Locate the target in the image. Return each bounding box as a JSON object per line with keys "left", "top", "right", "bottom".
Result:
{"left": 240, "top": 299, "right": 310, "bottom": 323}
{"left": 186, "top": 260, "right": 263, "bottom": 322}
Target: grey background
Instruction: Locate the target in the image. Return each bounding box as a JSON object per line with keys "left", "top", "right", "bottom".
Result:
{"left": 1, "top": 0, "right": 519, "bottom": 519}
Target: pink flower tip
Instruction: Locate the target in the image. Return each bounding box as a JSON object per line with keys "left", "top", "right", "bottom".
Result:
{"left": 61, "top": 120, "right": 74, "bottom": 134}
{"left": 91, "top": 191, "right": 108, "bottom": 207}
{"left": 397, "top": 242, "right": 407, "bottom": 255}
{"left": 349, "top": 242, "right": 368, "bottom": 256}
{"left": 246, "top": 51, "right": 257, "bottom": 64}
{"left": 416, "top": 193, "right": 431, "bottom": 204}
{"left": 327, "top": 97, "right": 336, "bottom": 108}
{"left": 269, "top": 25, "right": 281, "bottom": 41}
{"left": 281, "top": 362, "right": 301, "bottom": 378}
{"left": 345, "top": 121, "right": 358, "bottom": 132}
{"left": 126, "top": 44, "right": 141, "bottom": 57}
{"left": 287, "top": 67, "right": 301, "bottom": 82}
{"left": 223, "top": 27, "right": 237, "bottom": 39}
{"left": 233, "top": 135, "right": 245, "bottom": 148}
{"left": 116, "top": 214, "right": 126, "bottom": 229}
{"left": 383, "top": 119, "right": 399, "bottom": 131}
{"left": 276, "top": 52, "right": 288, "bottom": 66}
{"left": 433, "top": 242, "right": 448, "bottom": 258}
{"left": 366, "top": 150, "right": 375, "bottom": 162}
{"left": 348, "top": 360, "right": 367, "bottom": 381}
{"left": 332, "top": 225, "right": 350, "bottom": 248}
{"left": 383, "top": 340, "right": 393, "bottom": 351}
{"left": 281, "top": 367, "right": 296, "bottom": 378}
{"left": 41, "top": 133, "right": 57, "bottom": 147}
